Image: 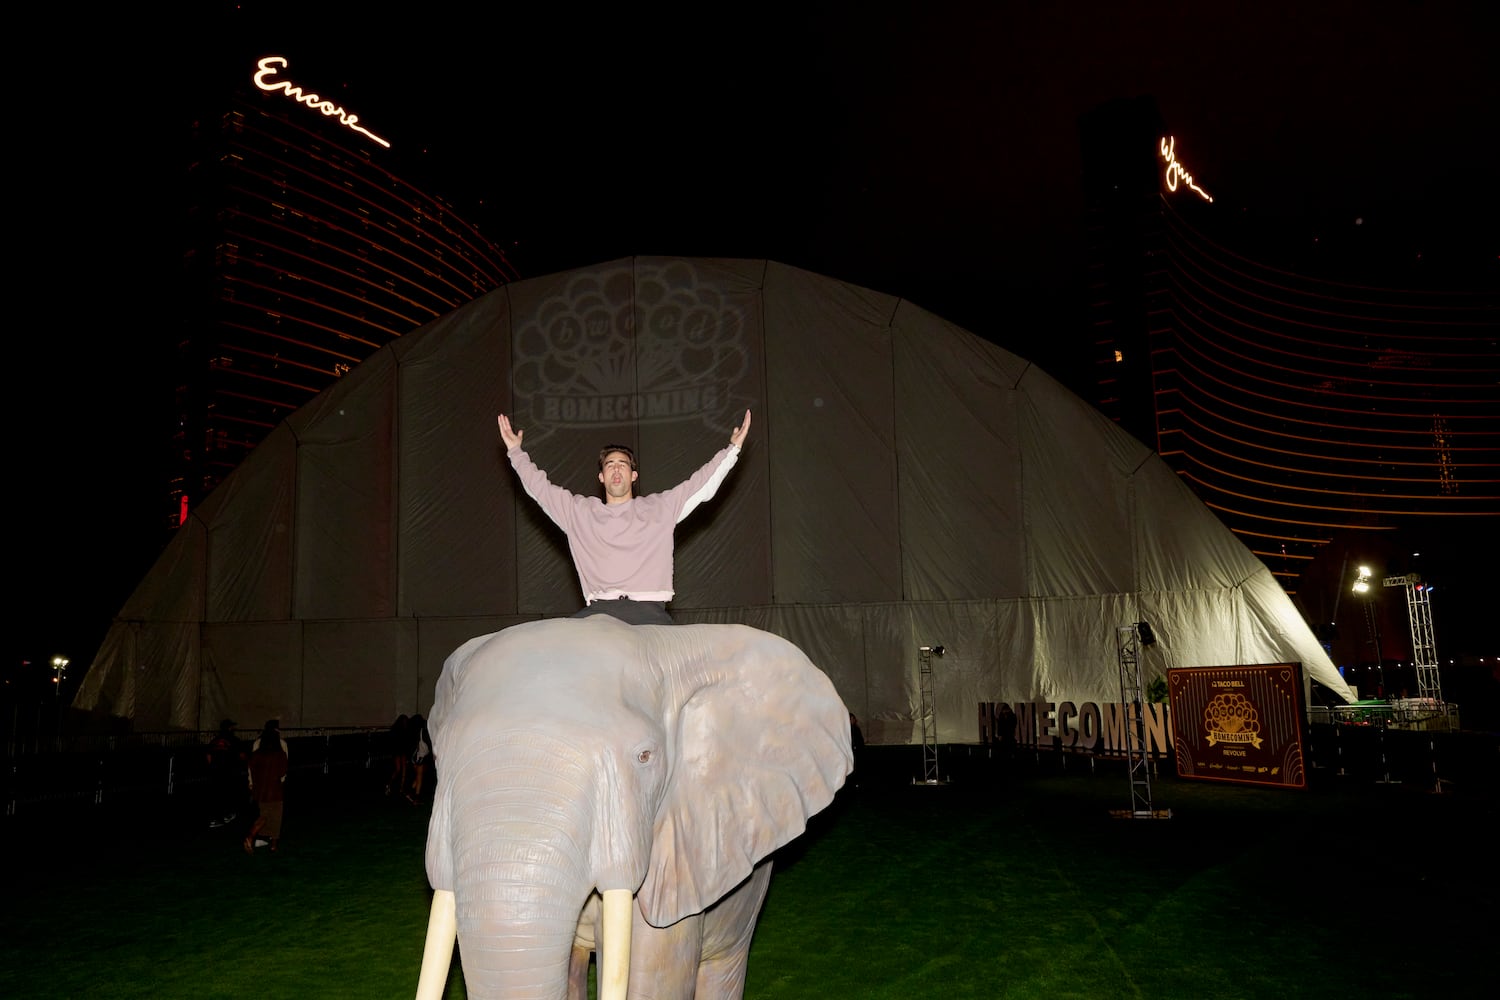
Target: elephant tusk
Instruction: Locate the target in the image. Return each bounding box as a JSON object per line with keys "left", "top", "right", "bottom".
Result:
{"left": 599, "top": 888, "right": 633, "bottom": 1000}
{"left": 415, "top": 889, "right": 457, "bottom": 1000}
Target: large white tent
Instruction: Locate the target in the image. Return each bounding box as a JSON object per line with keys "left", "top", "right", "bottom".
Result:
{"left": 73, "top": 257, "right": 1354, "bottom": 743}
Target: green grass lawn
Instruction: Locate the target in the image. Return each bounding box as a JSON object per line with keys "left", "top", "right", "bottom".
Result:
{"left": 2, "top": 751, "right": 1493, "bottom": 998}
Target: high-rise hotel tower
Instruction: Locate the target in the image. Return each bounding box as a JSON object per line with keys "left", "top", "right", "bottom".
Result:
{"left": 1078, "top": 96, "right": 1498, "bottom": 643}
{"left": 179, "top": 51, "right": 519, "bottom": 528}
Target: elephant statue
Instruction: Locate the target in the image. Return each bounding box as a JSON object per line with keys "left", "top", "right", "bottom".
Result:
{"left": 415, "top": 616, "right": 853, "bottom": 1000}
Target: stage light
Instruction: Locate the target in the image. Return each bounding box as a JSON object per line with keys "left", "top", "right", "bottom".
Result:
{"left": 1349, "top": 565, "right": 1385, "bottom": 697}
{"left": 1136, "top": 622, "right": 1156, "bottom": 646}
{"left": 932, "top": 645, "right": 945, "bottom": 657}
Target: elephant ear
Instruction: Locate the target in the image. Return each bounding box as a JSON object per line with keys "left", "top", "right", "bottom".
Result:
{"left": 638, "top": 624, "right": 852, "bottom": 927}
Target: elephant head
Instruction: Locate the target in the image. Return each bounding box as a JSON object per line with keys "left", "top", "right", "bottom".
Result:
{"left": 414, "top": 616, "right": 852, "bottom": 1000}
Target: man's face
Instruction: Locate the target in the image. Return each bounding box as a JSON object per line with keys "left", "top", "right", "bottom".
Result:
{"left": 599, "top": 451, "right": 638, "bottom": 502}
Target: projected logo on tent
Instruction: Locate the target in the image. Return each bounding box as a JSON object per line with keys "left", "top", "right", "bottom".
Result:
{"left": 512, "top": 261, "right": 753, "bottom": 444}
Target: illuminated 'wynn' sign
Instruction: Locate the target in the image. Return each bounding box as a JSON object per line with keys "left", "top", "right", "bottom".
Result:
{"left": 1159, "top": 135, "right": 1212, "bottom": 202}
{"left": 253, "top": 56, "right": 391, "bottom": 149}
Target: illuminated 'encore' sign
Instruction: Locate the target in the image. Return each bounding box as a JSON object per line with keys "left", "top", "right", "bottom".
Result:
{"left": 1159, "top": 135, "right": 1212, "bottom": 202}
{"left": 252, "top": 56, "right": 391, "bottom": 149}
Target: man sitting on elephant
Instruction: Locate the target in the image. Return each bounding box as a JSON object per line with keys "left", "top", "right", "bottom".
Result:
{"left": 497, "top": 409, "right": 751, "bottom": 625}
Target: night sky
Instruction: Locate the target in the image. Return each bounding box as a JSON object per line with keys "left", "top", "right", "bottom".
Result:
{"left": 16, "top": 2, "right": 1496, "bottom": 681}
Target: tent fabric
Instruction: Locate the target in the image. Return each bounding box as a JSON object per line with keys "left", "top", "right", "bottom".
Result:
{"left": 73, "top": 256, "right": 1355, "bottom": 739}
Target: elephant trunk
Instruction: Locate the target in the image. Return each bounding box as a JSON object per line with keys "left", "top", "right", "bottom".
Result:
{"left": 457, "top": 841, "right": 598, "bottom": 999}
{"left": 430, "top": 754, "right": 639, "bottom": 1000}
{"left": 416, "top": 886, "right": 633, "bottom": 1000}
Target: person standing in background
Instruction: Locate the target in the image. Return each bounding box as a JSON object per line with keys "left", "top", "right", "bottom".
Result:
{"left": 407, "top": 713, "right": 433, "bottom": 805}
{"left": 385, "top": 714, "right": 412, "bottom": 798}
{"left": 244, "top": 720, "right": 289, "bottom": 853}
{"left": 205, "top": 718, "right": 247, "bottom": 829}
{"left": 848, "top": 712, "right": 866, "bottom": 789}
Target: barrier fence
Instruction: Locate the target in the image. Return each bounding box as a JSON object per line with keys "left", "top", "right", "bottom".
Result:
{"left": 4, "top": 718, "right": 1496, "bottom": 821}
{"left": 3, "top": 727, "right": 393, "bottom": 820}
{"left": 1308, "top": 699, "right": 1461, "bottom": 731}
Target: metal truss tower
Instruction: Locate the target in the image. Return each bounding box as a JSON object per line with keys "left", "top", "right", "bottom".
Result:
{"left": 1384, "top": 574, "right": 1443, "bottom": 702}
{"left": 916, "top": 645, "right": 942, "bottom": 783}
{"left": 1115, "top": 624, "right": 1155, "bottom": 817}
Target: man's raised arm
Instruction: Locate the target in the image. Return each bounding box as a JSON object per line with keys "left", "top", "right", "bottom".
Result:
{"left": 497, "top": 413, "right": 577, "bottom": 530}
{"left": 675, "top": 410, "right": 752, "bottom": 524}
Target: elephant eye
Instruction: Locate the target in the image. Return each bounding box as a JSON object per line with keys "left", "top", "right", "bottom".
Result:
{"left": 636, "top": 748, "right": 653, "bottom": 764}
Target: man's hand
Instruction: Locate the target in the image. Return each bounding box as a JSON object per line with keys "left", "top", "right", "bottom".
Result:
{"left": 730, "top": 409, "right": 752, "bottom": 449}
{"left": 497, "top": 414, "right": 523, "bottom": 450}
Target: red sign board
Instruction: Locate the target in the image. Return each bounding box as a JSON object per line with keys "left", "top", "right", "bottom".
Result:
{"left": 1167, "top": 663, "right": 1308, "bottom": 790}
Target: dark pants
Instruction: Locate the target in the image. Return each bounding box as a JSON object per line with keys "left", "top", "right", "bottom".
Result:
{"left": 212, "top": 767, "right": 245, "bottom": 820}
{"left": 572, "top": 599, "right": 675, "bottom": 625}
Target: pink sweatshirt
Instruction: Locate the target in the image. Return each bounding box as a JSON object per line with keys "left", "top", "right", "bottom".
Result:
{"left": 508, "top": 445, "right": 741, "bottom": 604}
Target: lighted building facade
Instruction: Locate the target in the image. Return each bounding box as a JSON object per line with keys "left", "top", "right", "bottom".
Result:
{"left": 1078, "top": 97, "right": 1499, "bottom": 651}
{"left": 178, "top": 53, "right": 519, "bottom": 528}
